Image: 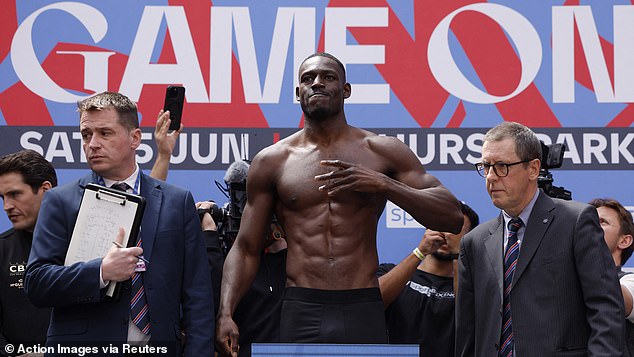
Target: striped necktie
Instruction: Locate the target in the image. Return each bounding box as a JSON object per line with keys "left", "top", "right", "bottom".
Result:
{"left": 110, "top": 182, "right": 151, "bottom": 335}
{"left": 130, "top": 237, "right": 150, "bottom": 335}
{"left": 110, "top": 182, "right": 130, "bottom": 192}
{"left": 500, "top": 218, "right": 523, "bottom": 357}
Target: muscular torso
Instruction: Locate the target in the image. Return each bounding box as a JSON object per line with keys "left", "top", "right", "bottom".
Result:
{"left": 269, "top": 129, "right": 389, "bottom": 290}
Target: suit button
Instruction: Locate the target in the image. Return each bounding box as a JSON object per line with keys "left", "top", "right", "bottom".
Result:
{"left": 495, "top": 343, "right": 499, "bottom": 350}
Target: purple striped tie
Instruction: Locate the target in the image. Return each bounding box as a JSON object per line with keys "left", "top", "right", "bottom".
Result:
{"left": 499, "top": 218, "right": 523, "bottom": 357}
{"left": 110, "top": 182, "right": 129, "bottom": 193}
{"left": 130, "top": 236, "right": 151, "bottom": 335}
{"left": 110, "top": 183, "right": 151, "bottom": 335}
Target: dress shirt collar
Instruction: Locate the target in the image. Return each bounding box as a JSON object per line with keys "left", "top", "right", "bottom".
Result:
{"left": 502, "top": 188, "right": 540, "bottom": 248}
{"left": 502, "top": 188, "right": 540, "bottom": 226}
{"left": 102, "top": 164, "right": 140, "bottom": 193}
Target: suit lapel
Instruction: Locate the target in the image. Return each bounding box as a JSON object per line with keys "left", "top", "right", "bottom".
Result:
{"left": 512, "top": 191, "right": 555, "bottom": 287}
{"left": 484, "top": 214, "right": 505, "bottom": 303}
{"left": 79, "top": 171, "right": 99, "bottom": 189}
{"left": 74, "top": 173, "right": 98, "bottom": 210}
{"left": 139, "top": 173, "right": 162, "bottom": 261}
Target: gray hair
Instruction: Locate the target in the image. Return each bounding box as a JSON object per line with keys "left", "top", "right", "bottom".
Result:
{"left": 484, "top": 122, "right": 541, "bottom": 161}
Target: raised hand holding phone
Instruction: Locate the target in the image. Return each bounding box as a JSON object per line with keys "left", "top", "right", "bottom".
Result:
{"left": 163, "top": 85, "right": 185, "bottom": 131}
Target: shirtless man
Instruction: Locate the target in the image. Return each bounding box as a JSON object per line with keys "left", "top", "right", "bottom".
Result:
{"left": 216, "top": 52, "right": 463, "bottom": 356}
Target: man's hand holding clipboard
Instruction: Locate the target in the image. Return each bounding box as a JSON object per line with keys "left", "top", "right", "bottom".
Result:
{"left": 102, "top": 228, "right": 143, "bottom": 282}
{"left": 64, "top": 183, "right": 146, "bottom": 299}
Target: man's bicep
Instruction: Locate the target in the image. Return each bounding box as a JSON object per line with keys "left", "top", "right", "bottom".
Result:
{"left": 235, "top": 164, "right": 276, "bottom": 254}
{"left": 394, "top": 165, "right": 444, "bottom": 192}
{"left": 385, "top": 139, "right": 443, "bottom": 189}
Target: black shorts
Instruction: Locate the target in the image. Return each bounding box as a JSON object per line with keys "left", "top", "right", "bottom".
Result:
{"left": 279, "top": 287, "right": 387, "bottom": 344}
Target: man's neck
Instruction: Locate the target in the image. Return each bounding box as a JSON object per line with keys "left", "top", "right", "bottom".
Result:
{"left": 303, "top": 114, "right": 348, "bottom": 143}
{"left": 419, "top": 256, "right": 454, "bottom": 278}
{"left": 103, "top": 170, "right": 135, "bottom": 182}
{"left": 615, "top": 255, "right": 623, "bottom": 268}
{"left": 11, "top": 228, "right": 33, "bottom": 239}
{"left": 504, "top": 185, "right": 538, "bottom": 218}
{"left": 100, "top": 163, "right": 138, "bottom": 183}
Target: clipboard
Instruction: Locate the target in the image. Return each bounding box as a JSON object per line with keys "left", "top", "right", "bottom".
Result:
{"left": 65, "top": 183, "right": 146, "bottom": 299}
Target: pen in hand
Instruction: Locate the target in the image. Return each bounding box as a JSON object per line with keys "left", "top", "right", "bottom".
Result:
{"left": 112, "top": 241, "right": 149, "bottom": 264}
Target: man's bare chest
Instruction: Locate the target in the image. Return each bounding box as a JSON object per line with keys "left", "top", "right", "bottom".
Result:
{"left": 274, "top": 149, "right": 387, "bottom": 208}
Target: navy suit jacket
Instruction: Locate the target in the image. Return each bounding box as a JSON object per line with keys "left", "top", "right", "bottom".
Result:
{"left": 456, "top": 191, "right": 624, "bottom": 357}
{"left": 25, "top": 172, "right": 214, "bottom": 356}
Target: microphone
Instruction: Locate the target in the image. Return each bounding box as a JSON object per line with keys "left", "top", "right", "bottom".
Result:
{"left": 223, "top": 160, "right": 250, "bottom": 184}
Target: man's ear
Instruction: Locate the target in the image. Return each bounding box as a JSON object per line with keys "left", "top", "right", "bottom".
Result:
{"left": 343, "top": 82, "right": 351, "bottom": 99}
{"left": 130, "top": 128, "right": 142, "bottom": 150}
{"left": 528, "top": 158, "right": 541, "bottom": 180}
{"left": 295, "top": 87, "right": 300, "bottom": 101}
{"left": 40, "top": 181, "right": 52, "bottom": 192}
{"left": 619, "top": 234, "right": 634, "bottom": 250}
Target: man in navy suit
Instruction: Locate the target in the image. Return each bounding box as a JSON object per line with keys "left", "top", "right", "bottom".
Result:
{"left": 456, "top": 121, "right": 624, "bottom": 356}
{"left": 25, "top": 92, "right": 214, "bottom": 356}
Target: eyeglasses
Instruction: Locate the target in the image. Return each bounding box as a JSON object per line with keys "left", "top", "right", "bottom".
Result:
{"left": 475, "top": 160, "right": 531, "bottom": 178}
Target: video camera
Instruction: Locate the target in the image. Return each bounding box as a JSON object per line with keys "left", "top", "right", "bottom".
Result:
{"left": 199, "top": 160, "right": 286, "bottom": 257}
{"left": 198, "top": 160, "right": 249, "bottom": 256}
{"left": 538, "top": 141, "right": 572, "bottom": 200}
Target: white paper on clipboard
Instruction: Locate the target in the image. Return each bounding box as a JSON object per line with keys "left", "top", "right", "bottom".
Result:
{"left": 65, "top": 184, "right": 145, "bottom": 298}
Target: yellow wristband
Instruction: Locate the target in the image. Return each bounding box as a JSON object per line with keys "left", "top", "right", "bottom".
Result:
{"left": 412, "top": 247, "right": 426, "bottom": 261}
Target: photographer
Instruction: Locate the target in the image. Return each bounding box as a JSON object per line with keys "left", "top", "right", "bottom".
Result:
{"left": 199, "top": 162, "right": 288, "bottom": 357}
{"left": 195, "top": 201, "right": 224, "bottom": 316}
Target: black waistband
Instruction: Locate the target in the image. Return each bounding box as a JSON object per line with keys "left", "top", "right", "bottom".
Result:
{"left": 283, "top": 287, "right": 382, "bottom": 304}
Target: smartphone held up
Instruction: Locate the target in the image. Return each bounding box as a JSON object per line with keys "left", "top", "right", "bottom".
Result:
{"left": 163, "top": 86, "right": 185, "bottom": 131}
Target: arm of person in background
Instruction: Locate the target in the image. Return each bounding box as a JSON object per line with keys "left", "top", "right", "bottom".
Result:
{"left": 196, "top": 200, "right": 223, "bottom": 317}
{"left": 378, "top": 229, "right": 445, "bottom": 307}
{"left": 197, "top": 202, "right": 218, "bottom": 233}
{"left": 150, "top": 109, "right": 182, "bottom": 181}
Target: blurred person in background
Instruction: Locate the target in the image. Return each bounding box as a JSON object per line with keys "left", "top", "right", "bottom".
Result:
{"left": 0, "top": 150, "right": 56, "bottom": 356}
{"left": 378, "top": 202, "right": 479, "bottom": 356}
{"left": 590, "top": 198, "right": 634, "bottom": 356}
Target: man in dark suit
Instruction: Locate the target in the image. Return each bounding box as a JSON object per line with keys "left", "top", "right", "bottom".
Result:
{"left": 25, "top": 92, "right": 214, "bottom": 356}
{"left": 456, "top": 122, "right": 624, "bottom": 356}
